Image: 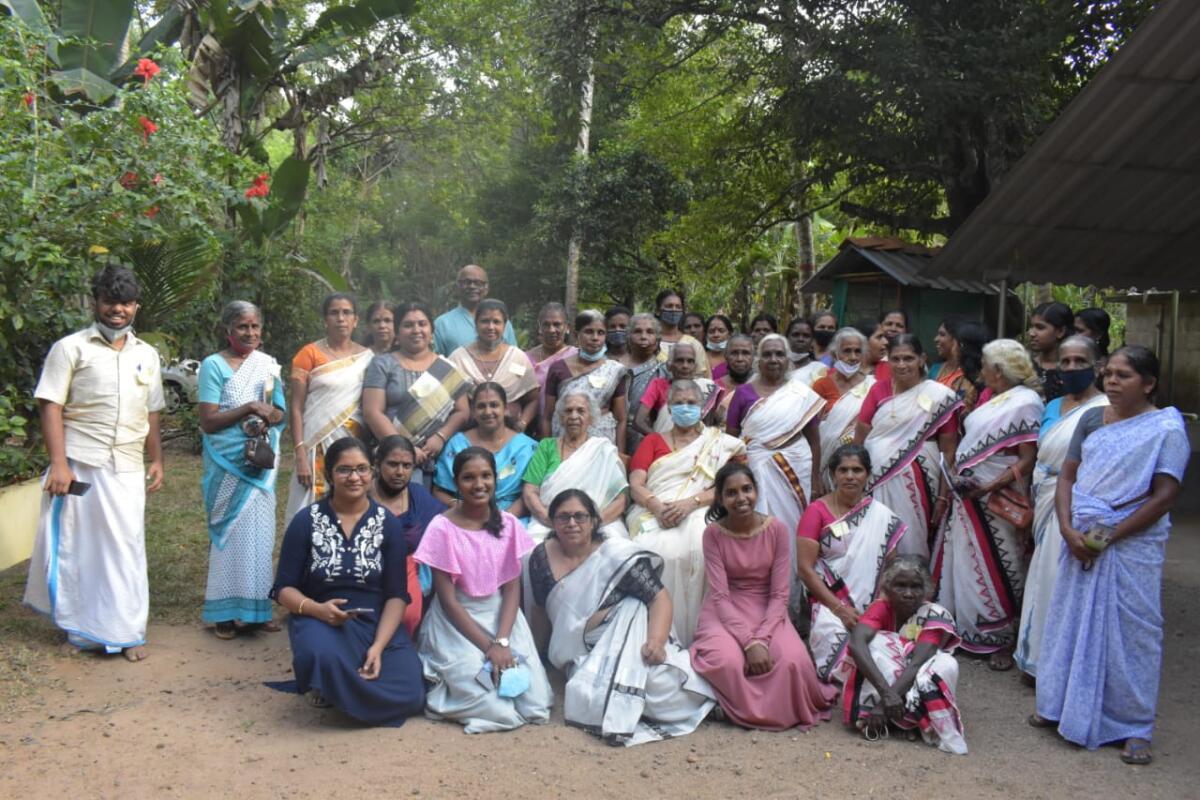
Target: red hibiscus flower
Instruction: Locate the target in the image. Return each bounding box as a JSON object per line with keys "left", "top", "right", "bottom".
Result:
{"left": 137, "top": 116, "right": 158, "bottom": 142}
{"left": 133, "top": 59, "right": 161, "bottom": 85}
{"left": 244, "top": 172, "right": 270, "bottom": 199}
{"left": 118, "top": 171, "right": 139, "bottom": 190}
{"left": 151, "top": 173, "right": 164, "bottom": 186}
{"left": 22, "top": 92, "right": 34, "bottom": 108}
{"left": 143, "top": 206, "right": 160, "bottom": 219}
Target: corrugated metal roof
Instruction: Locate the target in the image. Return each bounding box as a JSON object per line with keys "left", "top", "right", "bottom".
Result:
{"left": 927, "top": 1, "right": 1200, "bottom": 290}
{"left": 804, "top": 238, "right": 998, "bottom": 294}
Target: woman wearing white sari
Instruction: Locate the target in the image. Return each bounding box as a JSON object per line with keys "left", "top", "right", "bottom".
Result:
{"left": 797, "top": 445, "right": 907, "bottom": 683}
{"left": 814, "top": 329, "right": 876, "bottom": 487}
{"left": 286, "top": 294, "right": 374, "bottom": 522}
{"left": 934, "top": 339, "right": 1043, "bottom": 668}
{"left": 528, "top": 491, "right": 714, "bottom": 745}
{"left": 1015, "top": 336, "right": 1107, "bottom": 680}
{"left": 523, "top": 390, "right": 628, "bottom": 542}
{"left": 853, "top": 335, "right": 961, "bottom": 559}
{"left": 447, "top": 299, "right": 540, "bottom": 433}
{"left": 627, "top": 380, "right": 746, "bottom": 646}
{"left": 726, "top": 334, "right": 825, "bottom": 541}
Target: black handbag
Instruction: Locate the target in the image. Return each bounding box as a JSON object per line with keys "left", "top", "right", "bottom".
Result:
{"left": 243, "top": 419, "right": 276, "bottom": 469}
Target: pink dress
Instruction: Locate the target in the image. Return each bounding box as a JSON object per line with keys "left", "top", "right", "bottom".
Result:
{"left": 689, "top": 518, "right": 838, "bottom": 730}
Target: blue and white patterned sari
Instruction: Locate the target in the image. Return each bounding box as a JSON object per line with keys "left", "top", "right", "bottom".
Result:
{"left": 199, "top": 349, "right": 286, "bottom": 624}
{"left": 1036, "top": 407, "right": 1189, "bottom": 748}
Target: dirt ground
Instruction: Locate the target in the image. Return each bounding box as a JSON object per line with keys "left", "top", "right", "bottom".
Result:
{"left": 3, "top": 522, "right": 1199, "bottom": 800}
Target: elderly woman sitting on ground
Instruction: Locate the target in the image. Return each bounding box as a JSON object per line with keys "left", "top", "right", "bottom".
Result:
{"left": 842, "top": 555, "right": 967, "bottom": 754}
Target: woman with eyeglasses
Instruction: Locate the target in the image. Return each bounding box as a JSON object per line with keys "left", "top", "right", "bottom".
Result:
{"left": 270, "top": 437, "right": 425, "bottom": 725}
{"left": 526, "top": 490, "right": 715, "bottom": 745}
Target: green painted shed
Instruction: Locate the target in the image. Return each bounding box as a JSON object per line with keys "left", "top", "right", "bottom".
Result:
{"left": 802, "top": 237, "right": 1015, "bottom": 347}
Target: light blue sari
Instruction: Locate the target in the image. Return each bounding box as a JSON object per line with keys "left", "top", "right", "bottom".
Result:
{"left": 1036, "top": 407, "right": 1189, "bottom": 748}
{"left": 199, "top": 350, "right": 286, "bottom": 624}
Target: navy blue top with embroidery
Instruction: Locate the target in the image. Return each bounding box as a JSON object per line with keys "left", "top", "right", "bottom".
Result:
{"left": 272, "top": 497, "right": 410, "bottom": 611}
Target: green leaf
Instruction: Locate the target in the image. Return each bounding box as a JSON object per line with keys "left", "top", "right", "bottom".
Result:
{"left": 295, "top": 0, "right": 415, "bottom": 47}
{"left": 295, "top": 261, "right": 348, "bottom": 292}
{"left": 56, "top": 0, "right": 134, "bottom": 79}
{"left": 0, "top": 0, "right": 51, "bottom": 36}
{"left": 110, "top": 5, "right": 186, "bottom": 83}
{"left": 261, "top": 156, "right": 310, "bottom": 237}
{"left": 51, "top": 67, "right": 120, "bottom": 102}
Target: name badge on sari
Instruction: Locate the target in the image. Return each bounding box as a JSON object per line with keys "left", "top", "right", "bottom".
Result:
{"left": 901, "top": 622, "right": 923, "bottom": 642}
{"left": 588, "top": 372, "right": 606, "bottom": 389}
{"left": 917, "top": 393, "right": 933, "bottom": 413}
{"left": 498, "top": 461, "right": 517, "bottom": 480}
{"left": 510, "top": 362, "right": 526, "bottom": 377}
{"left": 410, "top": 371, "right": 440, "bottom": 399}
{"left": 828, "top": 521, "right": 849, "bottom": 539}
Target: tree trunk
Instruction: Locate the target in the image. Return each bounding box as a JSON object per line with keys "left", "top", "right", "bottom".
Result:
{"left": 564, "top": 60, "right": 595, "bottom": 321}
{"left": 795, "top": 210, "right": 816, "bottom": 318}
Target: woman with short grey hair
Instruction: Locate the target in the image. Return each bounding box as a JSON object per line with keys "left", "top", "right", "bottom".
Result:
{"left": 198, "top": 300, "right": 287, "bottom": 639}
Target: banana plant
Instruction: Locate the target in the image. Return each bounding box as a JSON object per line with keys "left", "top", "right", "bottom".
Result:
{"left": 1, "top": 0, "right": 183, "bottom": 103}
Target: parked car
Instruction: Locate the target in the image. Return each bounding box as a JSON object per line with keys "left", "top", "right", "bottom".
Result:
{"left": 162, "top": 358, "right": 200, "bottom": 413}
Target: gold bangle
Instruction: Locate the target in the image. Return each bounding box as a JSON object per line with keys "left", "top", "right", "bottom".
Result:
{"left": 297, "top": 599, "right": 307, "bottom": 616}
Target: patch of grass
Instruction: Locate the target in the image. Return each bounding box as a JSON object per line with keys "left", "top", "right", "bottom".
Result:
{"left": 0, "top": 442, "right": 294, "bottom": 713}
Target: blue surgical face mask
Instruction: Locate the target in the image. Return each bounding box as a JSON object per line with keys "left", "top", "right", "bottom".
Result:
{"left": 669, "top": 403, "right": 702, "bottom": 428}
{"left": 707, "top": 339, "right": 727, "bottom": 352}
{"left": 579, "top": 345, "right": 608, "bottom": 362}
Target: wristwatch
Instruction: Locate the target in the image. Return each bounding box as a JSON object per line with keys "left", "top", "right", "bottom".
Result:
{"left": 492, "top": 637, "right": 510, "bottom": 648}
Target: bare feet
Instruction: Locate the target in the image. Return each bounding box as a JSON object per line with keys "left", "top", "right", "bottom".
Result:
{"left": 988, "top": 649, "right": 1015, "bottom": 671}
{"left": 123, "top": 645, "right": 148, "bottom": 662}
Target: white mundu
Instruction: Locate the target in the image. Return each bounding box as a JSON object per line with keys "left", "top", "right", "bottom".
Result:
{"left": 24, "top": 324, "right": 164, "bottom": 652}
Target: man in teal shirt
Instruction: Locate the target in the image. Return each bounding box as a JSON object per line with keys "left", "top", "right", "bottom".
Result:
{"left": 434, "top": 264, "right": 517, "bottom": 354}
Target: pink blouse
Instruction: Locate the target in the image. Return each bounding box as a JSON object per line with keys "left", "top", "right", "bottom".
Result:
{"left": 413, "top": 512, "right": 533, "bottom": 598}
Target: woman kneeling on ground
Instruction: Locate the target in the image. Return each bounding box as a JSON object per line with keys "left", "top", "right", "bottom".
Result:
{"left": 414, "top": 447, "right": 553, "bottom": 732}
{"left": 843, "top": 555, "right": 966, "bottom": 754}
{"left": 528, "top": 490, "right": 715, "bottom": 745}
{"left": 689, "top": 463, "right": 836, "bottom": 730}
{"left": 270, "top": 437, "right": 425, "bottom": 726}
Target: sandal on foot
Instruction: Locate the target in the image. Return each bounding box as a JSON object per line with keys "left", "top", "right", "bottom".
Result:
{"left": 1121, "top": 739, "right": 1153, "bottom": 765}
{"left": 306, "top": 689, "right": 331, "bottom": 709}
{"left": 1027, "top": 713, "right": 1056, "bottom": 729}
{"left": 214, "top": 622, "right": 238, "bottom": 640}
{"left": 988, "top": 650, "right": 1015, "bottom": 671}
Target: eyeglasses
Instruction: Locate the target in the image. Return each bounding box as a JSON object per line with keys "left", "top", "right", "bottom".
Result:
{"left": 333, "top": 465, "right": 372, "bottom": 478}
{"left": 553, "top": 512, "right": 592, "bottom": 526}
{"left": 458, "top": 279, "right": 487, "bottom": 288}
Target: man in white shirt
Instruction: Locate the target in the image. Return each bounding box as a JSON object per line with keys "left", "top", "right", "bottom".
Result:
{"left": 24, "top": 266, "right": 165, "bottom": 662}
{"left": 433, "top": 264, "right": 517, "bottom": 355}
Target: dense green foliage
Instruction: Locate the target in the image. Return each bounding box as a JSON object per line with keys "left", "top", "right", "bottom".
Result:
{"left": 0, "top": 0, "right": 1153, "bottom": 482}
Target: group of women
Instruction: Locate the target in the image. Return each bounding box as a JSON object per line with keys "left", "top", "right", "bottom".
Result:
{"left": 193, "top": 291, "right": 1186, "bottom": 765}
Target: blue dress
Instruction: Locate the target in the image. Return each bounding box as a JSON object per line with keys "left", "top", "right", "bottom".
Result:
{"left": 271, "top": 498, "right": 425, "bottom": 726}
{"left": 433, "top": 432, "right": 538, "bottom": 511}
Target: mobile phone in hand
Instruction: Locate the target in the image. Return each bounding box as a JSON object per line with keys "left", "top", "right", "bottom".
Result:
{"left": 68, "top": 480, "right": 92, "bottom": 496}
{"left": 343, "top": 607, "right": 374, "bottom": 615}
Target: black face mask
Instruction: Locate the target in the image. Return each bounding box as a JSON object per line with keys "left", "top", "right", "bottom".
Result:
{"left": 606, "top": 330, "right": 628, "bottom": 349}
{"left": 813, "top": 329, "right": 835, "bottom": 348}
{"left": 1060, "top": 367, "right": 1096, "bottom": 395}
{"left": 658, "top": 310, "right": 684, "bottom": 327}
